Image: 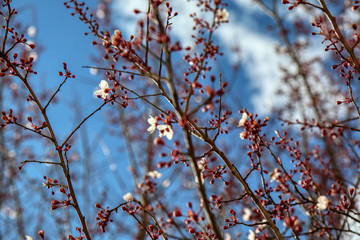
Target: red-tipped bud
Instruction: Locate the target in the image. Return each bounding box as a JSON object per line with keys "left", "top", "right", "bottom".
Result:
{"left": 38, "top": 230, "right": 44, "bottom": 239}
{"left": 173, "top": 208, "right": 182, "bottom": 217}
{"left": 154, "top": 137, "right": 164, "bottom": 145}
{"left": 349, "top": 187, "right": 355, "bottom": 196}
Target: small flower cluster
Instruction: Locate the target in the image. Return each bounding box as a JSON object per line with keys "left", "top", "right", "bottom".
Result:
{"left": 95, "top": 203, "right": 113, "bottom": 233}
{"left": 147, "top": 115, "right": 173, "bottom": 140}
{"left": 1, "top": 109, "right": 17, "bottom": 127}
{"left": 51, "top": 187, "right": 72, "bottom": 210}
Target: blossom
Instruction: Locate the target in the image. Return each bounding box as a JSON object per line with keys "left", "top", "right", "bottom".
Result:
{"left": 25, "top": 236, "right": 33, "bottom": 240}
{"left": 147, "top": 115, "right": 174, "bottom": 140}
{"left": 238, "top": 112, "right": 248, "bottom": 127}
{"left": 147, "top": 115, "right": 157, "bottom": 133}
{"left": 317, "top": 195, "right": 329, "bottom": 210}
{"left": 242, "top": 208, "right": 251, "bottom": 221}
{"left": 157, "top": 124, "right": 173, "bottom": 140}
{"left": 162, "top": 179, "right": 171, "bottom": 188}
{"left": 94, "top": 80, "right": 110, "bottom": 99}
{"left": 148, "top": 170, "right": 162, "bottom": 179}
{"left": 27, "top": 26, "right": 36, "bottom": 37}
{"left": 240, "top": 131, "right": 248, "bottom": 140}
{"left": 248, "top": 230, "right": 255, "bottom": 240}
{"left": 224, "top": 233, "right": 231, "bottom": 240}
{"left": 269, "top": 169, "right": 281, "bottom": 182}
{"left": 215, "top": 8, "right": 229, "bottom": 23}
{"left": 123, "top": 192, "right": 133, "bottom": 202}
{"left": 197, "top": 158, "right": 207, "bottom": 171}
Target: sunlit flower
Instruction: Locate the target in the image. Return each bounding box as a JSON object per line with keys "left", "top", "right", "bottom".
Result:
{"left": 215, "top": 8, "right": 229, "bottom": 23}
{"left": 240, "top": 131, "right": 248, "bottom": 140}
{"left": 255, "top": 220, "right": 267, "bottom": 233}
{"left": 123, "top": 192, "right": 133, "bottom": 202}
{"left": 248, "top": 229, "right": 255, "bottom": 240}
{"left": 148, "top": 170, "right": 162, "bottom": 179}
{"left": 238, "top": 112, "right": 248, "bottom": 127}
{"left": 25, "top": 236, "right": 33, "bottom": 240}
{"left": 197, "top": 158, "right": 207, "bottom": 171}
{"left": 157, "top": 124, "right": 173, "bottom": 140}
{"left": 317, "top": 195, "right": 329, "bottom": 210}
{"left": 270, "top": 169, "right": 281, "bottom": 182}
{"left": 147, "top": 115, "right": 157, "bottom": 133}
{"left": 27, "top": 26, "right": 36, "bottom": 37}
{"left": 94, "top": 80, "right": 110, "bottom": 99}
{"left": 224, "top": 233, "right": 231, "bottom": 240}
{"left": 242, "top": 208, "right": 251, "bottom": 221}
{"left": 162, "top": 179, "right": 171, "bottom": 188}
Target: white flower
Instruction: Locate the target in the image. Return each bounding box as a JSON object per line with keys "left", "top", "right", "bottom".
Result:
{"left": 25, "top": 236, "right": 33, "bottom": 240}
{"left": 270, "top": 169, "right": 281, "bottom": 182}
{"left": 224, "top": 233, "right": 231, "bottom": 240}
{"left": 240, "top": 131, "right": 248, "bottom": 140}
{"left": 242, "top": 208, "right": 251, "bottom": 221}
{"left": 148, "top": 170, "right": 162, "bottom": 179}
{"left": 157, "top": 124, "right": 173, "bottom": 140}
{"left": 317, "top": 195, "right": 329, "bottom": 210}
{"left": 248, "top": 229, "right": 255, "bottom": 240}
{"left": 238, "top": 112, "right": 248, "bottom": 127}
{"left": 197, "top": 158, "right": 207, "bottom": 171}
{"left": 215, "top": 8, "right": 229, "bottom": 23}
{"left": 123, "top": 192, "right": 133, "bottom": 202}
{"left": 27, "top": 26, "right": 36, "bottom": 37}
{"left": 147, "top": 115, "right": 157, "bottom": 133}
{"left": 94, "top": 80, "right": 110, "bottom": 99}
{"left": 162, "top": 179, "right": 171, "bottom": 188}
{"left": 255, "top": 219, "right": 267, "bottom": 233}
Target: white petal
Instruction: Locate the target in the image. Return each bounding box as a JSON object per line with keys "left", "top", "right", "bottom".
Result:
{"left": 165, "top": 128, "right": 173, "bottom": 140}
{"left": 99, "top": 80, "right": 109, "bottom": 89}
{"left": 147, "top": 125, "right": 156, "bottom": 133}
{"left": 94, "top": 89, "right": 104, "bottom": 96}
{"left": 158, "top": 125, "right": 173, "bottom": 140}
{"left": 147, "top": 115, "right": 156, "bottom": 125}
{"left": 123, "top": 192, "right": 133, "bottom": 202}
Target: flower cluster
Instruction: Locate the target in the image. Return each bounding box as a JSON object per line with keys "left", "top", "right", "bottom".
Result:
{"left": 147, "top": 115, "right": 173, "bottom": 140}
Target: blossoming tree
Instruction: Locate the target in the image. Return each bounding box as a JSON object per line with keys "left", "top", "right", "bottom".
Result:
{"left": 1, "top": 0, "right": 360, "bottom": 240}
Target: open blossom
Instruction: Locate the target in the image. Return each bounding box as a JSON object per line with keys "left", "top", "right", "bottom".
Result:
{"left": 242, "top": 208, "right": 251, "bottom": 221}
{"left": 148, "top": 170, "right": 162, "bottom": 179}
{"left": 25, "top": 236, "right": 33, "bottom": 240}
{"left": 269, "top": 169, "right": 281, "bottom": 182}
{"left": 147, "top": 115, "right": 173, "bottom": 140}
{"left": 197, "top": 158, "right": 207, "bottom": 171}
{"left": 248, "top": 230, "right": 255, "bottom": 240}
{"left": 317, "top": 195, "right": 329, "bottom": 210}
{"left": 123, "top": 192, "right": 133, "bottom": 202}
{"left": 215, "top": 8, "right": 229, "bottom": 23}
{"left": 240, "top": 131, "right": 248, "bottom": 140}
{"left": 162, "top": 179, "right": 171, "bottom": 188}
{"left": 238, "top": 112, "right": 248, "bottom": 127}
{"left": 94, "top": 80, "right": 110, "bottom": 99}
{"left": 224, "top": 233, "right": 231, "bottom": 240}
{"left": 147, "top": 115, "right": 157, "bottom": 133}
{"left": 157, "top": 124, "right": 173, "bottom": 140}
